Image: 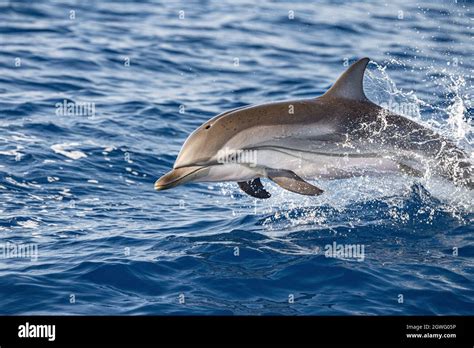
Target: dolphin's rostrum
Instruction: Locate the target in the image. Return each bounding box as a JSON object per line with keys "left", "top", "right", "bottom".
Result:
{"left": 155, "top": 58, "right": 472, "bottom": 198}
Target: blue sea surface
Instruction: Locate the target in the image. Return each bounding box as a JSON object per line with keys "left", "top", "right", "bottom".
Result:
{"left": 0, "top": 0, "right": 472, "bottom": 315}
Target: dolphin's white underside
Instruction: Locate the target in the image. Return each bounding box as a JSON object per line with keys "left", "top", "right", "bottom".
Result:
{"left": 203, "top": 146, "right": 403, "bottom": 183}
{"left": 200, "top": 122, "right": 406, "bottom": 183}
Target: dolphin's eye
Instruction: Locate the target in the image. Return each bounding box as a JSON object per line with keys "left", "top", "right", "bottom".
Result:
{"left": 205, "top": 124, "right": 211, "bottom": 129}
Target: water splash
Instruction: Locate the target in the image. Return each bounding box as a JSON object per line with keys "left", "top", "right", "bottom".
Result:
{"left": 445, "top": 75, "right": 472, "bottom": 146}
{"left": 366, "top": 60, "right": 472, "bottom": 148}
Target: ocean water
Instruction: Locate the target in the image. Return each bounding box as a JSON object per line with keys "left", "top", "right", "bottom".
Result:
{"left": 0, "top": 0, "right": 472, "bottom": 315}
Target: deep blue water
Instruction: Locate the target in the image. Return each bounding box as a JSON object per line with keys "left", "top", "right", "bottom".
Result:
{"left": 0, "top": 0, "right": 472, "bottom": 315}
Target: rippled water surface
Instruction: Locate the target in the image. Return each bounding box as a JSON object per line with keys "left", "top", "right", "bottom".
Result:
{"left": 0, "top": 0, "right": 472, "bottom": 315}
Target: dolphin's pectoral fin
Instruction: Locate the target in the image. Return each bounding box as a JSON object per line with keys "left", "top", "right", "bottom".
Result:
{"left": 238, "top": 178, "right": 271, "bottom": 199}
{"left": 267, "top": 169, "right": 324, "bottom": 196}
{"left": 397, "top": 162, "right": 424, "bottom": 177}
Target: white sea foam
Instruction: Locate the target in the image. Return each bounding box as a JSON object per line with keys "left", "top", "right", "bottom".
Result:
{"left": 51, "top": 143, "right": 87, "bottom": 160}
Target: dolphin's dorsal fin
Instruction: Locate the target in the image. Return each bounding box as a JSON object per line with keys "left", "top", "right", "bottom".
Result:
{"left": 323, "top": 57, "right": 370, "bottom": 101}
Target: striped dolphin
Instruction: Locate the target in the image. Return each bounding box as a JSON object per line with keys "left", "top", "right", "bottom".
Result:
{"left": 155, "top": 58, "right": 472, "bottom": 198}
